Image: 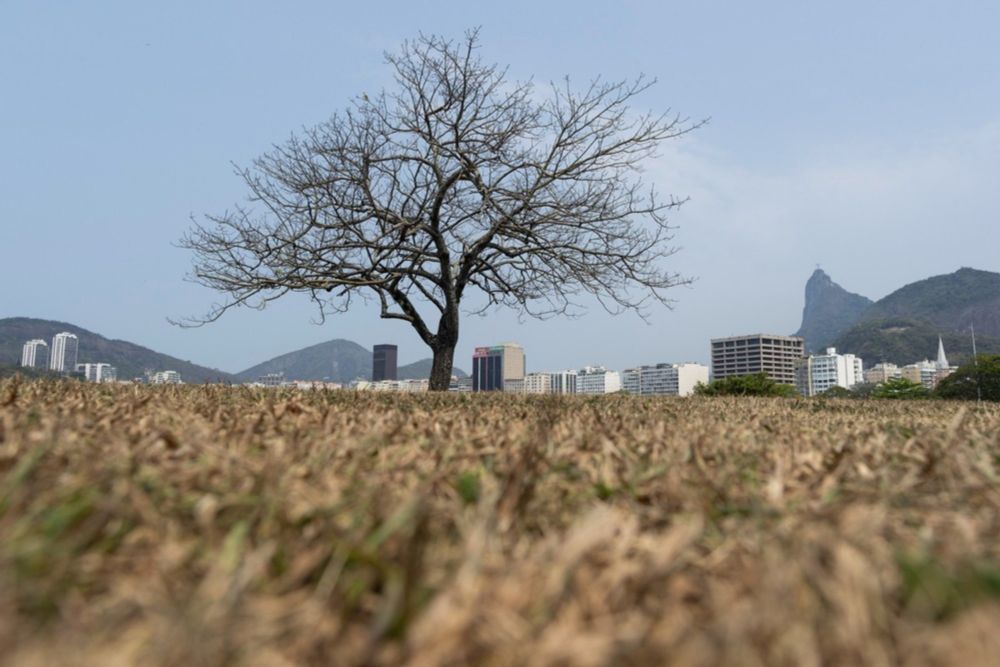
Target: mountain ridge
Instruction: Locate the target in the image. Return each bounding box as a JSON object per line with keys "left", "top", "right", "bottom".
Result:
{"left": 855, "top": 267, "right": 1000, "bottom": 337}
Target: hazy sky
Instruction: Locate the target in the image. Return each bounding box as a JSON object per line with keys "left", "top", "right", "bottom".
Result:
{"left": 3, "top": 1, "right": 999, "bottom": 373}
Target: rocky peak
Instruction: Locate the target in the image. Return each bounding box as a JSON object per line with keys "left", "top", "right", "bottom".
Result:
{"left": 795, "top": 269, "right": 874, "bottom": 352}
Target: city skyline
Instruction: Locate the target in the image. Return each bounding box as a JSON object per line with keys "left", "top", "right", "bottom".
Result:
{"left": 3, "top": 2, "right": 998, "bottom": 375}
{"left": 15, "top": 325, "right": 964, "bottom": 397}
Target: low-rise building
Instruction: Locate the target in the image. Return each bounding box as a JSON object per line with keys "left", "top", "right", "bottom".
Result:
{"left": 576, "top": 366, "right": 622, "bottom": 395}
{"left": 352, "top": 378, "right": 429, "bottom": 392}
{"left": 399, "top": 379, "right": 429, "bottom": 392}
{"left": 863, "top": 363, "right": 900, "bottom": 385}
{"left": 523, "top": 372, "right": 553, "bottom": 394}
{"left": 449, "top": 376, "right": 473, "bottom": 392}
{"left": 259, "top": 372, "right": 286, "bottom": 387}
{"left": 503, "top": 378, "right": 525, "bottom": 394}
{"left": 76, "top": 363, "right": 117, "bottom": 383}
{"left": 292, "top": 381, "right": 343, "bottom": 390}
{"left": 151, "top": 370, "right": 182, "bottom": 385}
{"left": 621, "top": 363, "right": 709, "bottom": 396}
{"left": 901, "top": 360, "right": 944, "bottom": 390}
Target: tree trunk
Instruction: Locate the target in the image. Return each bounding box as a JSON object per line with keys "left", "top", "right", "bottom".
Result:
{"left": 429, "top": 343, "right": 455, "bottom": 391}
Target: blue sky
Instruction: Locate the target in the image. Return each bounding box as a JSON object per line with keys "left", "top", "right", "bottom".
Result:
{"left": 2, "top": 1, "right": 998, "bottom": 373}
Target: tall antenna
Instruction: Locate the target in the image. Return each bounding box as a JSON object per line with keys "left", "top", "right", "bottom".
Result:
{"left": 971, "top": 324, "right": 982, "bottom": 405}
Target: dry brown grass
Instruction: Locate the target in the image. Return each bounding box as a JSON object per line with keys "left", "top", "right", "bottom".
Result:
{"left": 1, "top": 378, "right": 999, "bottom": 666}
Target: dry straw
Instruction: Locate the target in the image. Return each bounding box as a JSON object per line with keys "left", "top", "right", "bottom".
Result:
{"left": 1, "top": 378, "right": 999, "bottom": 666}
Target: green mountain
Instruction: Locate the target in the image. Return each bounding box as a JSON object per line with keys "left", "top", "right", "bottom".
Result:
{"left": 795, "top": 269, "right": 873, "bottom": 352}
{"left": 823, "top": 268, "right": 1000, "bottom": 366}
{"left": 0, "top": 318, "right": 236, "bottom": 383}
{"left": 832, "top": 318, "right": 1000, "bottom": 367}
{"left": 234, "top": 339, "right": 467, "bottom": 383}
{"left": 855, "top": 268, "right": 1000, "bottom": 337}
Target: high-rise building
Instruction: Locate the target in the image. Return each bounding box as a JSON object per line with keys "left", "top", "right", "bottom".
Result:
{"left": 49, "top": 332, "right": 79, "bottom": 373}
{"left": 795, "top": 348, "right": 863, "bottom": 396}
{"left": 372, "top": 344, "right": 398, "bottom": 381}
{"left": 76, "top": 363, "right": 117, "bottom": 383}
{"left": 20, "top": 339, "right": 49, "bottom": 369}
{"left": 621, "top": 363, "right": 709, "bottom": 396}
{"left": 576, "top": 366, "right": 622, "bottom": 395}
{"left": 710, "top": 334, "right": 804, "bottom": 386}
{"left": 472, "top": 343, "right": 525, "bottom": 391}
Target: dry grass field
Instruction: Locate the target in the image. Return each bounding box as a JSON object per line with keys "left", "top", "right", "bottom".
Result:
{"left": 1, "top": 378, "right": 999, "bottom": 666}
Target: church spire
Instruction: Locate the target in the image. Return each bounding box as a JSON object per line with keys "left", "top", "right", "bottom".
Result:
{"left": 936, "top": 336, "right": 949, "bottom": 369}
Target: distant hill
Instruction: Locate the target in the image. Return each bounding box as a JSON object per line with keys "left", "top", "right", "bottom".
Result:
{"left": 855, "top": 268, "right": 1000, "bottom": 337}
{"left": 235, "top": 339, "right": 467, "bottom": 383}
{"left": 816, "top": 267, "right": 1000, "bottom": 366}
{"left": 795, "top": 269, "right": 873, "bottom": 352}
{"left": 0, "top": 318, "right": 236, "bottom": 383}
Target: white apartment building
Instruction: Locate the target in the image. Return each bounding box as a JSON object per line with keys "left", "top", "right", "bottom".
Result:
{"left": 522, "top": 372, "right": 552, "bottom": 394}
{"left": 796, "top": 347, "right": 863, "bottom": 396}
{"left": 622, "top": 363, "right": 709, "bottom": 397}
{"left": 576, "top": 366, "right": 622, "bottom": 395}
{"left": 151, "top": 370, "right": 182, "bottom": 385}
{"left": 49, "top": 332, "right": 79, "bottom": 373}
{"left": 399, "top": 379, "right": 429, "bottom": 392}
{"left": 20, "top": 339, "right": 49, "bottom": 369}
{"left": 291, "top": 381, "right": 343, "bottom": 390}
{"left": 76, "top": 363, "right": 117, "bottom": 383}
{"left": 352, "top": 379, "right": 429, "bottom": 392}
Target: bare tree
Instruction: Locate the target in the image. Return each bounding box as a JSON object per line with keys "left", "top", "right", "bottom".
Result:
{"left": 180, "top": 30, "right": 699, "bottom": 390}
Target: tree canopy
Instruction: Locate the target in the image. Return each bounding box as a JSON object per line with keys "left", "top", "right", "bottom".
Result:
{"left": 694, "top": 373, "right": 797, "bottom": 397}
{"left": 935, "top": 354, "right": 1000, "bottom": 401}
{"left": 180, "top": 30, "right": 698, "bottom": 389}
{"left": 871, "top": 377, "right": 928, "bottom": 400}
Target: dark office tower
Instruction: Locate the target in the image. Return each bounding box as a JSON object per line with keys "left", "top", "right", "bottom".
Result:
{"left": 372, "top": 344, "right": 398, "bottom": 381}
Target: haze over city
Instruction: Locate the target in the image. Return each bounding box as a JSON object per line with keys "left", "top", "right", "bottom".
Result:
{"left": 3, "top": 1, "right": 999, "bottom": 372}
